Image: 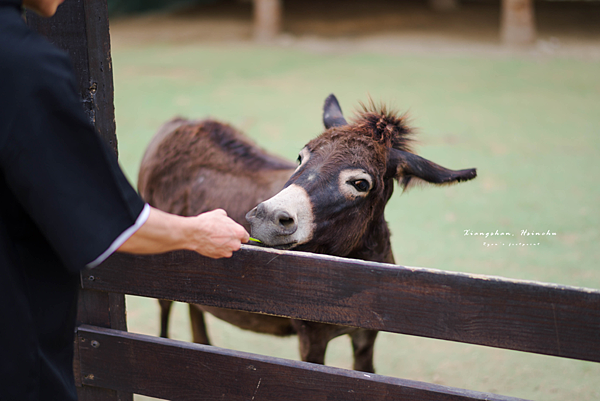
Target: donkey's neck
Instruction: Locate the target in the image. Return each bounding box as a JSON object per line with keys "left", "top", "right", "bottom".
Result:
{"left": 346, "top": 212, "right": 394, "bottom": 264}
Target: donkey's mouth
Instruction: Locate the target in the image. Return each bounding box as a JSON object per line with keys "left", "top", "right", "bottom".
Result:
{"left": 272, "top": 241, "right": 298, "bottom": 250}
{"left": 245, "top": 235, "right": 298, "bottom": 250}
{"left": 252, "top": 238, "right": 298, "bottom": 250}
{"left": 245, "top": 184, "right": 314, "bottom": 252}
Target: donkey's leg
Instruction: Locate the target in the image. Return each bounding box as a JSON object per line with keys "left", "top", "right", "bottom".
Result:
{"left": 158, "top": 299, "right": 173, "bottom": 338}
{"left": 291, "top": 320, "right": 331, "bottom": 365}
{"left": 350, "top": 329, "right": 378, "bottom": 373}
{"left": 189, "top": 304, "right": 211, "bottom": 345}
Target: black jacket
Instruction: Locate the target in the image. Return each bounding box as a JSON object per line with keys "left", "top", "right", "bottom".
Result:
{"left": 0, "top": 1, "right": 145, "bottom": 399}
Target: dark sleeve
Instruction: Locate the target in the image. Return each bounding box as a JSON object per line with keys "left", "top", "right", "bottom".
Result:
{"left": 0, "top": 43, "right": 146, "bottom": 273}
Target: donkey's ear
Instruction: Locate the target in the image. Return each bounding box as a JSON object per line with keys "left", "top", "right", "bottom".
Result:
{"left": 387, "top": 148, "right": 477, "bottom": 190}
{"left": 323, "top": 94, "right": 347, "bottom": 129}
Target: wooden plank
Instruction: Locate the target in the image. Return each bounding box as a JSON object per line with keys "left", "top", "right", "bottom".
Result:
{"left": 500, "top": 0, "right": 536, "bottom": 46}
{"left": 90, "top": 246, "right": 600, "bottom": 363}
{"left": 77, "top": 325, "right": 524, "bottom": 401}
{"left": 253, "top": 0, "right": 282, "bottom": 41}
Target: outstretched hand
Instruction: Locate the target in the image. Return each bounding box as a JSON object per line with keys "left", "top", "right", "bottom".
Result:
{"left": 117, "top": 207, "right": 248, "bottom": 259}
{"left": 189, "top": 209, "right": 249, "bottom": 258}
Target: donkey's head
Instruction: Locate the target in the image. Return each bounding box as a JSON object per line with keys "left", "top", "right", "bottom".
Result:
{"left": 246, "top": 95, "right": 476, "bottom": 257}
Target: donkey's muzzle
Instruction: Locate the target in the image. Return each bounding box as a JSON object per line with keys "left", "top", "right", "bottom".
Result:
{"left": 246, "top": 203, "right": 298, "bottom": 236}
{"left": 245, "top": 184, "right": 314, "bottom": 248}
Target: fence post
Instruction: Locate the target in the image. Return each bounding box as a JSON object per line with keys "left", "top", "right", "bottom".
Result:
{"left": 26, "top": 1, "right": 130, "bottom": 400}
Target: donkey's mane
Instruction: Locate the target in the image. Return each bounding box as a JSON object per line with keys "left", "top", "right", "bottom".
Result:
{"left": 164, "top": 119, "right": 295, "bottom": 173}
{"left": 203, "top": 120, "right": 295, "bottom": 171}
{"left": 351, "top": 100, "right": 415, "bottom": 153}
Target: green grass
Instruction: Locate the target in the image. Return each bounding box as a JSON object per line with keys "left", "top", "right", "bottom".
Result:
{"left": 112, "top": 43, "right": 600, "bottom": 400}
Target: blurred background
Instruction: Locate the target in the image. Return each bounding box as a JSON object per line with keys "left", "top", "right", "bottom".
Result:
{"left": 106, "top": 0, "right": 600, "bottom": 399}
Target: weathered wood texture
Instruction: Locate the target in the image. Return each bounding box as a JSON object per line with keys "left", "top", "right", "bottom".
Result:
{"left": 74, "top": 290, "right": 129, "bottom": 394}
{"left": 26, "top": 0, "right": 117, "bottom": 153}
{"left": 77, "top": 325, "right": 524, "bottom": 401}
{"left": 253, "top": 0, "right": 282, "bottom": 41}
{"left": 501, "top": 0, "right": 536, "bottom": 46}
{"left": 90, "top": 246, "right": 600, "bottom": 363}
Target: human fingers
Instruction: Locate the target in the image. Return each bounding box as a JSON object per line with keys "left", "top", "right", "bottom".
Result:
{"left": 219, "top": 249, "right": 233, "bottom": 258}
{"left": 193, "top": 210, "right": 248, "bottom": 257}
{"left": 215, "top": 213, "right": 248, "bottom": 242}
{"left": 234, "top": 223, "right": 250, "bottom": 243}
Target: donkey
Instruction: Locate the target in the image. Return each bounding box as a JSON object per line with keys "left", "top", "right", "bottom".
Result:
{"left": 138, "top": 94, "right": 477, "bottom": 373}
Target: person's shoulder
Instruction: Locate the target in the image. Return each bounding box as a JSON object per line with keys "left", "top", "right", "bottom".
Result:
{"left": 0, "top": 10, "right": 75, "bottom": 96}
{"left": 0, "top": 8, "right": 80, "bottom": 146}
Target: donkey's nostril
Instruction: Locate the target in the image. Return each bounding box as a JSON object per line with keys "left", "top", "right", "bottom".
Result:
{"left": 275, "top": 210, "right": 296, "bottom": 232}
{"left": 245, "top": 206, "right": 257, "bottom": 223}
{"left": 246, "top": 203, "right": 267, "bottom": 223}
{"left": 280, "top": 217, "right": 294, "bottom": 228}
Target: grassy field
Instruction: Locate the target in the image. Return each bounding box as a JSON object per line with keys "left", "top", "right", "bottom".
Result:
{"left": 111, "top": 42, "right": 600, "bottom": 400}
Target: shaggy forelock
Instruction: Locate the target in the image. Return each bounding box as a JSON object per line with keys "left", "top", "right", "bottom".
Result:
{"left": 352, "top": 99, "right": 415, "bottom": 153}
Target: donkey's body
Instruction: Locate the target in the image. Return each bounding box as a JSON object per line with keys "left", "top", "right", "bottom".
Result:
{"left": 138, "top": 95, "right": 476, "bottom": 373}
{"left": 138, "top": 118, "right": 299, "bottom": 342}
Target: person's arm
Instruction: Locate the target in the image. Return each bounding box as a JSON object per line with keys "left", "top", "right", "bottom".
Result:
{"left": 117, "top": 207, "right": 249, "bottom": 259}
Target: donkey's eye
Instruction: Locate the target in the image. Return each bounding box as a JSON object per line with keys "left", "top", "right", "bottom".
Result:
{"left": 339, "top": 170, "right": 372, "bottom": 199}
{"left": 351, "top": 179, "right": 370, "bottom": 192}
{"left": 297, "top": 154, "right": 302, "bottom": 165}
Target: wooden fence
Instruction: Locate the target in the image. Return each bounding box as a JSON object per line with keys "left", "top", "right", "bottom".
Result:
{"left": 75, "top": 246, "right": 600, "bottom": 400}
{"left": 26, "top": 1, "right": 598, "bottom": 400}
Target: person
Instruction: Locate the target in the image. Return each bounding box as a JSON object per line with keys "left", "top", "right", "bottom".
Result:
{"left": 0, "top": 0, "right": 249, "bottom": 399}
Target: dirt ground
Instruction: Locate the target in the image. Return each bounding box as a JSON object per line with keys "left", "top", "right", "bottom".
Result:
{"left": 109, "top": 0, "right": 600, "bottom": 58}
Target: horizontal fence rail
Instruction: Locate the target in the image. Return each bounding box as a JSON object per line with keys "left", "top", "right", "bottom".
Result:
{"left": 87, "top": 245, "right": 600, "bottom": 363}
{"left": 77, "top": 325, "right": 524, "bottom": 401}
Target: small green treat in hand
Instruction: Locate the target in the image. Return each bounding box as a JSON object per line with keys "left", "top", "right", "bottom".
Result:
{"left": 248, "top": 237, "right": 262, "bottom": 243}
